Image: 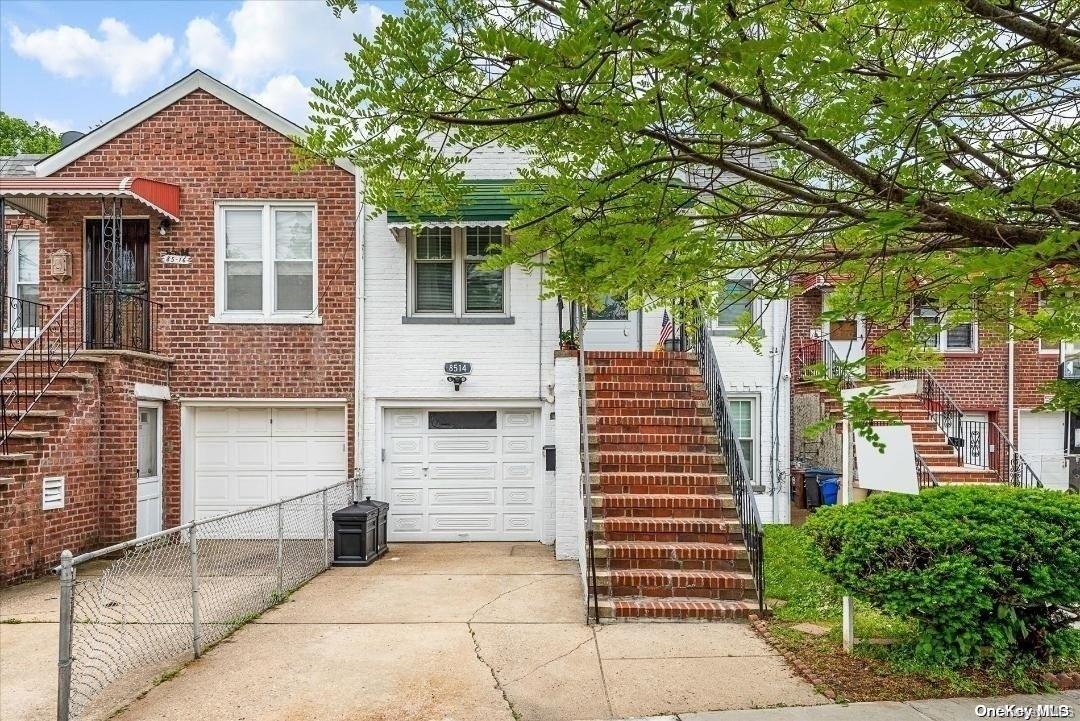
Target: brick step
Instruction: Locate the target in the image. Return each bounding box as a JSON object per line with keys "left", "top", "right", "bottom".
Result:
{"left": 592, "top": 493, "right": 737, "bottom": 519}
{"left": 589, "top": 381, "right": 702, "bottom": 395}
{"left": 596, "top": 516, "right": 742, "bottom": 543}
{"left": 589, "top": 397, "right": 708, "bottom": 411}
{"left": 596, "top": 541, "right": 749, "bottom": 571}
{"left": 590, "top": 415, "right": 716, "bottom": 428}
{"left": 14, "top": 389, "right": 82, "bottom": 399}
{"left": 929, "top": 467, "right": 1001, "bottom": 483}
{"left": 590, "top": 408, "right": 708, "bottom": 420}
{"left": 587, "top": 363, "right": 699, "bottom": 375}
{"left": 591, "top": 435, "right": 718, "bottom": 453}
{"left": 918, "top": 452, "right": 964, "bottom": 466}
{"left": 592, "top": 454, "right": 722, "bottom": 475}
{"left": 593, "top": 473, "right": 731, "bottom": 495}
{"left": 0, "top": 452, "right": 33, "bottom": 464}
{"left": 598, "top": 569, "right": 756, "bottom": 600}
{"left": 585, "top": 351, "right": 694, "bottom": 361}
{"left": 598, "top": 597, "right": 757, "bottom": 621}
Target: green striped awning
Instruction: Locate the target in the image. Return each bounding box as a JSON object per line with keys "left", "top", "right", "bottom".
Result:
{"left": 385, "top": 179, "right": 536, "bottom": 229}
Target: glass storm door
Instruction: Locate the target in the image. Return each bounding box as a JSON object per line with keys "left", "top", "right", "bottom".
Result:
{"left": 137, "top": 403, "right": 163, "bottom": 537}
{"left": 583, "top": 295, "right": 640, "bottom": 350}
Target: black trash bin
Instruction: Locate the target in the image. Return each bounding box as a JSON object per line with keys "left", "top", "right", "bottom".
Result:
{"left": 332, "top": 500, "right": 386, "bottom": 566}
{"left": 368, "top": 497, "right": 389, "bottom": 557}
{"left": 803, "top": 467, "right": 837, "bottom": 511}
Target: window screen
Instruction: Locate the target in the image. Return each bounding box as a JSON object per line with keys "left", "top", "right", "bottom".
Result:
{"left": 428, "top": 411, "right": 498, "bottom": 429}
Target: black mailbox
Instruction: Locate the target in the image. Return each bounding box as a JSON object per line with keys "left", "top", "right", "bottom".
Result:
{"left": 332, "top": 499, "right": 387, "bottom": 566}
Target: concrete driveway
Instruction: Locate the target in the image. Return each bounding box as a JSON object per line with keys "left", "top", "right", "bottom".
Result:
{"left": 2, "top": 543, "right": 825, "bottom": 721}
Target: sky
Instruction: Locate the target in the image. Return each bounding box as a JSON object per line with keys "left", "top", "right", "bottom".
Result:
{"left": 0, "top": 0, "right": 402, "bottom": 134}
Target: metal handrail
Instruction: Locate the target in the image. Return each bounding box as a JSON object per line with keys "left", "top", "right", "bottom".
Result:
{"left": 914, "top": 450, "right": 940, "bottom": 489}
{"left": 692, "top": 312, "right": 765, "bottom": 613}
{"left": 575, "top": 303, "right": 600, "bottom": 624}
{"left": 0, "top": 288, "right": 85, "bottom": 453}
{"left": 3, "top": 295, "right": 49, "bottom": 347}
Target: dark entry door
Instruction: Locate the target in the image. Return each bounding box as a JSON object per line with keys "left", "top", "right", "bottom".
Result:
{"left": 85, "top": 219, "right": 151, "bottom": 349}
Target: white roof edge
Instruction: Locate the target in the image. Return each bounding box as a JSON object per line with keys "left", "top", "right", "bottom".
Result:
{"left": 34, "top": 70, "right": 355, "bottom": 177}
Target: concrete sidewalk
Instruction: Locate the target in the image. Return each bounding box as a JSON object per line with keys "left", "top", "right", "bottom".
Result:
{"left": 1, "top": 542, "right": 825, "bottom": 721}
{"left": 616, "top": 691, "right": 1080, "bottom": 721}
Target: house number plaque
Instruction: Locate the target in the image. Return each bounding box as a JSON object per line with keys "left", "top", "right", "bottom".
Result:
{"left": 444, "top": 361, "right": 472, "bottom": 375}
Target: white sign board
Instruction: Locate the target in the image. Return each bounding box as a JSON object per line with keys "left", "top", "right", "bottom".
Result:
{"left": 853, "top": 424, "right": 919, "bottom": 495}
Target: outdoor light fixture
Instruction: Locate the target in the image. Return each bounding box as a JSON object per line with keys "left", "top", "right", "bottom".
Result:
{"left": 447, "top": 375, "right": 468, "bottom": 391}
{"left": 159, "top": 219, "right": 171, "bottom": 237}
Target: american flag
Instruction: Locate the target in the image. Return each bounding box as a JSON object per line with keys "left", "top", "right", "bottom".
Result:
{"left": 655, "top": 309, "right": 673, "bottom": 350}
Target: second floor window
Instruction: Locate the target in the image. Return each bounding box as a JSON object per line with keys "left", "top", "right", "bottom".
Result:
{"left": 410, "top": 226, "right": 506, "bottom": 316}
{"left": 216, "top": 202, "right": 317, "bottom": 322}
{"left": 715, "top": 279, "right": 755, "bottom": 335}
{"left": 913, "top": 302, "right": 977, "bottom": 353}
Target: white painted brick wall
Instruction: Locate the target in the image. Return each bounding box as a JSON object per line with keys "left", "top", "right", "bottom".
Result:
{"left": 554, "top": 355, "right": 583, "bottom": 559}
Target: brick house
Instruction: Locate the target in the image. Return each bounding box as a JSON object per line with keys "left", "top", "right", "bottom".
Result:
{"left": 789, "top": 278, "right": 1078, "bottom": 497}
{"left": 1, "top": 71, "right": 359, "bottom": 583}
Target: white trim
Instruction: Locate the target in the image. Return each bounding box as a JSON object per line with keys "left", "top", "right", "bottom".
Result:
{"left": 213, "top": 200, "right": 321, "bottom": 323}
{"left": 406, "top": 226, "right": 510, "bottom": 319}
{"left": 34, "top": 71, "right": 355, "bottom": 177}
{"left": 179, "top": 397, "right": 348, "bottom": 407}
{"left": 137, "top": 400, "right": 165, "bottom": 535}
{"left": 728, "top": 394, "right": 759, "bottom": 484}
{"left": 4, "top": 230, "right": 41, "bottom": 338}
{"left": 134, "top": 382, "right": 171, "bottom": 401}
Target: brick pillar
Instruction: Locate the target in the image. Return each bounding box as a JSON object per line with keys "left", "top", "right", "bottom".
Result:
{"left": 554, "top": 353, "right": 582, "bottom": 560}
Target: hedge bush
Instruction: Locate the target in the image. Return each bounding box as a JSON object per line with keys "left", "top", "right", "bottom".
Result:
{"left": 805, "top": 486, "right": 1080, "bottom": 667}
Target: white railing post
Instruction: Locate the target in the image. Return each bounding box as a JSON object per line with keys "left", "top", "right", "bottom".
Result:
{"left": 190, "top": 525, "right": 202, "bottom": 659}
{"left": 56, "top": 550, "right": 74, "bottom": 721}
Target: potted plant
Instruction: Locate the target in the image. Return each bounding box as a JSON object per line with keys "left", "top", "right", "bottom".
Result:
{"left": 559, "top": 329, "right": 579, "bottom": 350}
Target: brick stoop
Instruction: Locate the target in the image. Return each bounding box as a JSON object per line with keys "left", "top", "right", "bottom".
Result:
{"left": 585, "top": 350, "right": 758, "bottom": 622}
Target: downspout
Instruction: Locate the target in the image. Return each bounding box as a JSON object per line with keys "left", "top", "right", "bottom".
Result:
{"left": 1007, "top": 292, "right": 1015, "bottom": 446}
{"left": 354, "top": 172, "right": 366, "bottom": 481}
{"left": 538, "top": 257, "right": 545, "bottom": 401}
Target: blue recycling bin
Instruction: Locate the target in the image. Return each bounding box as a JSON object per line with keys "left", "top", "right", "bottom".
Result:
{"left": 820, "top": 476, "right": 840, "bottom": 505}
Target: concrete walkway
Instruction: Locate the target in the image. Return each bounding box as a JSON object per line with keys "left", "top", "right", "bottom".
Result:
{"left": 2, "top": 543, "right": 825, "bottom": 721}
{"left": 621, "top": 691, "right": 1080, "bottom": 721}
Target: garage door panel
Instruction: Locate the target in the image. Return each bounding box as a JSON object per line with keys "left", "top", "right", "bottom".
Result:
{"left": 428, "top": 436, "right": 497, "bottom": 455}
{"left": 195, "top": 408, "right": 232, "bottom": 436}
{"left": 273, "top": 438, "right": 345, "bottom": 469}
{"left": 195, "top": 439, "right": 232, "bottom": 468}
{"left": 1019, "top": 411, "right": 1068, "bottom": 490}
{"left": 194, "top": 473, "right": 230, "bottom": 502}
{"left": 429, "top": 488, "right": 498, "bottom": 506}
{"left": 503, "top": 436, "right": 535, "bottom": 455}
{"left": 234, "top": 408, "right": 271, "bottom": 435}
{"left": 236, "top": 473, "right": 272, "bottom": 502}
{"left": 235, "top": 440, "right": 272, "bottom": 468}
{"left": 385, "top": 408, "right": 541, "bottom": 542}
{"left": 429, "top": 462, "right": 497, "bottom": 481}
{"left": 274, "top": 471, "right": 339, "bottom": 499}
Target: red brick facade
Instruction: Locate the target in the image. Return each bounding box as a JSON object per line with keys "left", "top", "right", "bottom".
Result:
{"left": 1, "top": 89, "right": 356, "bottom": 583}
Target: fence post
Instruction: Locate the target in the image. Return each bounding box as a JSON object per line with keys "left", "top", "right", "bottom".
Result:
{"left": 276, "top": 500, "right": 284, "bottom": 597}
{"left": 322, "top": 489, "right": 329, "bottom": 568}
{"left": 190, "top": 524, "right": 202, "bottom": 659}
{"left": 57, "top": 550, "right": 74, "bottom": 721}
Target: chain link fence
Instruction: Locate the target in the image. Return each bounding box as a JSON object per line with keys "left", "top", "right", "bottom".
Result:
{"left": 56, "top": 477, "right": 359, "bottom": 721}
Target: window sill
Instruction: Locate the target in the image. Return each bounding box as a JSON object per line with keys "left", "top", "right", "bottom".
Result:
{"left": 401, "top": 315, "right": 515, "bottom": 325}
{"left": 710, "top": 328, "right": 765, "bottom": 338}
{"left": 938, "top": 350, "right": 979, "bottom": 358}
{"left": 208, "top": 315, "right": 323, "bottom": 325}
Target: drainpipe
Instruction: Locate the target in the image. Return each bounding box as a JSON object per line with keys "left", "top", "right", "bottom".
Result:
{"left": 353, "top": 173, "right": 366, "bottom": 484}
{"left": 538, "top": 258, "right": 547, "bottom": 401}
{"left": 1008, "top": 294, "right": 1015, "bottom": 446}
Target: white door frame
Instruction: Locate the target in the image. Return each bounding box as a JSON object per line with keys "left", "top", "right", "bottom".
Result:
{"left": 821, "top": 291, "right": 866, "bottom": 363}
{"left": 136, "top": 400, "right": 164, "bottom": 537}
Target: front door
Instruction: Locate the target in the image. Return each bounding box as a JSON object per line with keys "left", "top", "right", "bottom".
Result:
{"left": 85, "top": 219, "right": 150, "bottom": 349}
{"left": 137, "top": 402, "right": 163, "bottom": 537}
{"left": 583, "top": 295, "right": 640, "bottom": 350}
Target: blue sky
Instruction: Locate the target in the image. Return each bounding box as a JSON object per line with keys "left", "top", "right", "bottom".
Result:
{"left": 0, "top": 0, "right": 401, "bottom": 134}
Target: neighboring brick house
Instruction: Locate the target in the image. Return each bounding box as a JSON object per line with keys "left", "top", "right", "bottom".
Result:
{"left": 1, "top": 71, "right": 359, "bottom": 582}
{"left": 789, "top": 278, "right": 1076, "bottom": 493}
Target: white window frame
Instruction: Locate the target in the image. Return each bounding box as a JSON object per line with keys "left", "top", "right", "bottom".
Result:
{"left": 714, "top": 278, "right": 757, "bottom": 335}
{"left": 727, "top": 394, "right": 759, "bottom": 487}
{"left": 913, "top": 303, "right": 978, "bottom": 354}
{"left": 1037, "top": 292, "right": 1062, "bottom": 355}
{"left": 211, "top": 201, "right": 320, "bottom": 324}
{"left": 406, "top": 227, "right": 509, "bottom": 318}
{"left": 5, "top": 230, "right": 41, "bottom": 337}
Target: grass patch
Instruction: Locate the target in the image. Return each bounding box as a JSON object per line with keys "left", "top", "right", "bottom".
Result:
{"left": 761, "top": 524, "right": 1058, "bottom": 699}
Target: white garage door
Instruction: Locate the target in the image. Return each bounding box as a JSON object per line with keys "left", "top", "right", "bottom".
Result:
{"left": 384, "top": 408, "right": 541, "bottom": 541}
{"left": 192, "top": 406, "right": 347, "bottom": 520}
{"left": 1018, "top": 410, "right": 1068, "bottom": 490}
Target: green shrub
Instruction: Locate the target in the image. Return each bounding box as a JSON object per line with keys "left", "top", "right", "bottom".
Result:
{"left": 805, "top": 486, "right": 1080, "bottom": 667}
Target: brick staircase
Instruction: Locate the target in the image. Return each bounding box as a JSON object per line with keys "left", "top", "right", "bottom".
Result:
{"left": 821, "top": 392, "right": 999, "bottom": 484}
{"left": 584, "top": 351, "right": 758, "bottom": 621}
{"left": 0, "top": 355, "right": 103, "bottom": 481}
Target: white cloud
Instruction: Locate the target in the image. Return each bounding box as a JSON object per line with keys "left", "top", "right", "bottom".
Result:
{"left": 9, "top": 19, "right": 175, "bottom": 95}
{"left": 254, "top": 74, "right": 314, "bottom": 124}
{"left": 183, "top": 0, "right": 383, "bottom": 123}
{"left": 34, "top": 116, "right": 75, "bottom": 134}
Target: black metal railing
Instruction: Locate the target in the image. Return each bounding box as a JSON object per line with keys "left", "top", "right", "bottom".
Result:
{"left": 2, "top": 295, "right": 49, "bottom": 348}
{"left": 915, "top": 450, "right": 940, "bottom": 490}
{"left": 575, "top": 303, "right": 601, "bottom": 624}
{"left": 883, "top": 366, "right": 964, "bottom": 445}
{"left": 85, "top": 286, "right": 161, "bottom": 353}
{"left": 692, "top": 314, "right": 765, "bottom": 613}
{"left": 955, "top": 418, "right": 1042, "bottom": 488}
{"left": 1, "top": 289, "right": 85, "bottom": 454}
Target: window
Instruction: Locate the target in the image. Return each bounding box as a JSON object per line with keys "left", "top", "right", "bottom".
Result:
{"left": 215, "top": 202, "right": 318, "bottom": 322}
{"left": 587, "top": 294, "right": 629, "bottom": 321}
{"left": 913, "top": 301, "right": 977, "bottom": 353}
{"left": 409, "top": 227, "right": 507, "bottom": 316}
{"left": 715, "top": 280, "right": 754, "bottom": 334}
{"left": 728, "top": 396, "right": 758, "bottom": 485}
{"left": 429, "top": 410, "right": 498, "bottom": 430}
{"left": 1037, "top": 292, "right": 1061, "bottom": 355}
{"left": 6, "top": 232, "right": 41, "bottom": 332}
